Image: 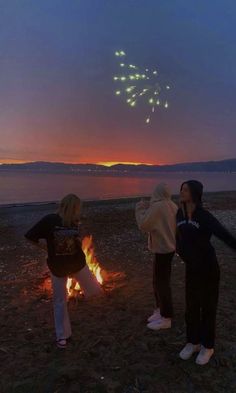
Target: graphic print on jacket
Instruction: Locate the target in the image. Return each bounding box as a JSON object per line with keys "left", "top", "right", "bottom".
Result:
{"left": 50, "top": 225, "right": 86, "bottom": 277}
{"left": 53, "top": 227, "right": 81, "bottom": 256}
{"left": 24, "top": 213, "right": 86, "bottom": 277}
{"left": 176, "top": 206, "right": 236, "bottom": 272}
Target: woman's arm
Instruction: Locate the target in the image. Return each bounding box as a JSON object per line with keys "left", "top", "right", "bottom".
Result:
{"left": 26, "top": 238, "right": 47, "bottom": 251}
{"left": 24, "top": 215, "right": 51, "bottom": 247}
{"left": 135, "top": 203, "right": 158, "bottom": 232}
{"left": 205, "top": 211, "right": 236, "bottom": 250}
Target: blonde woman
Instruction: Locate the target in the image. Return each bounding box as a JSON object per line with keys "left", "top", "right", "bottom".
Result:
{"left": 25, "top": 194, "right": 102, "bottom": 348}
{"left": 136, "top": 183, "right": 178, "bottom": 331}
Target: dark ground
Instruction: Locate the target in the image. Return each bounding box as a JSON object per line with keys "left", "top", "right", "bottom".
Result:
{"left": 0, "top": 191, "right": 236, "bottom": 393}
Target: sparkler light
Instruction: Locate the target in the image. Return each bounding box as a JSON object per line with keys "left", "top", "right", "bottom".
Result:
{"left": 113, "top": 50, "right": 171, "bottom": 124}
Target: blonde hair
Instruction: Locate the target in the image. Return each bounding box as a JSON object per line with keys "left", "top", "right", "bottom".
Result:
{"left": 57, "top": 194, "right": 81, "bottom": 227}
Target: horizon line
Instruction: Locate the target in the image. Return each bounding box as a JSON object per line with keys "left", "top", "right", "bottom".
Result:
{"left": 0, "top": 158, "right": 235, "bottom": 167}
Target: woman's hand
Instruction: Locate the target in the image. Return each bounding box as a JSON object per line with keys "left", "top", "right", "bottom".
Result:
{"left": 136, "top": 199, "right": 150, "bottom": 209}
{"left": 26, "top": 238, "right": 47, "bottom": 252}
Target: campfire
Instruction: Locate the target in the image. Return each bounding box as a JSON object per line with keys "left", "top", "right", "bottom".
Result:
{"left": 66, "top": 235, "right": 104, "bottom": 298}
{"left": 40, "top": 235, "right": 126, "bottom": 298}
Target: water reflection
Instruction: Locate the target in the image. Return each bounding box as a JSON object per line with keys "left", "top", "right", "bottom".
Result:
{"left": 0, "top": 171, "right": 235, "bottom": 204}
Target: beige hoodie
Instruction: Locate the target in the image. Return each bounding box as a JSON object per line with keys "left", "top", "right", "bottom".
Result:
{"left": 135, "top": 183, "right": 178, "bottom": 253}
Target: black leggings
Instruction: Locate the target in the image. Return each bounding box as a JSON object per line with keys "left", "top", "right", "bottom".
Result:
{"left": 185, "top": 265, "right": 220, "bottom": 349}
{"left": 153, "top": 252, "right": 175, "bottom": 318}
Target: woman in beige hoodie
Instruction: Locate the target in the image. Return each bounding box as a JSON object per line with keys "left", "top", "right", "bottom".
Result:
{"left": 135, "top": 183, "right": 178, "bottom": 330}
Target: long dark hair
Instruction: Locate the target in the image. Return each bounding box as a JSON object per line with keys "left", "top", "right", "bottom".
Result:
{"left": 181, "top": 180, "right": 203, "bottom": 204}
{"left": 180, "top": 180, "right": 203, "bottom": 218}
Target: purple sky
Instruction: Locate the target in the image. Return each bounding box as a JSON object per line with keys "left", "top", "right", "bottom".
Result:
{"left": 0, "top": 0, "right": 235, "bottom": 164}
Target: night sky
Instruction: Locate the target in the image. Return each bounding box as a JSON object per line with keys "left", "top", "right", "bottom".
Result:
{"left": 0, "top": 0, "right": 235, "bottom": 165}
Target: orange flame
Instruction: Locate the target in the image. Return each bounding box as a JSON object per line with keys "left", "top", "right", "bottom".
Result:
{"left": 66, "top": 235, "right": 103, "bottom": 297}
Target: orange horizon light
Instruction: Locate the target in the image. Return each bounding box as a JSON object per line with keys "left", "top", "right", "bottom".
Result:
{"left": 96, "top": 161, "right": 154, "bottom": 167}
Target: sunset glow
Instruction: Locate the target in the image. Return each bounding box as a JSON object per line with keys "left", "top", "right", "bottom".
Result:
{"left": 0, "top": 2, "right": 235, "bottom": 166}
{"left": 97, "top": 161, "right": 154, "bottom": 167}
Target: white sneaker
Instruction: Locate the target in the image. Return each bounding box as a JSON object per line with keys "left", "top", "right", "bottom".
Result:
{"left": 179, "top": 343, "right": 201, "bottom": 360}
{"left": 196, "top": 346, "right": 214, "bottom": 365}
{"left": 147, "top": 309, "right": 161, "bottom": 323}
{"left": 147, "top": 317, "right": 171, "bottom": 331}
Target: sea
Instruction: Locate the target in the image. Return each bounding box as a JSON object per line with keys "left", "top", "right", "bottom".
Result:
{"left": 0, "top": 171, "right": 235, "bottom": 205}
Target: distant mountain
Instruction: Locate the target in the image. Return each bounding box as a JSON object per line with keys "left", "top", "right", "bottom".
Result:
{"left": 0, "top": 159, "right": 235, "bottom": 174}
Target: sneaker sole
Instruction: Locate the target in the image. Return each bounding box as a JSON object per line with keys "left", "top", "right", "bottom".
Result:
{"left": 179, "top": 353, "right": 195, "bottom": 360}
{"left": 147, "top": 325, "right": 171, "bottom": 331}
{"left": 196, "top": 360, "right": 210, "bottom": 366}
{"left": 179, "top": 348, "right": 201, "bottom": 361}
{"left": 196, "top": 354, "right": 214, "bottom": 366}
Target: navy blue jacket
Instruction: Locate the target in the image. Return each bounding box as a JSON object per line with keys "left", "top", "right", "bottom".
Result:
{"left": 176, "top": 206, "right": 236, "bottom": 272}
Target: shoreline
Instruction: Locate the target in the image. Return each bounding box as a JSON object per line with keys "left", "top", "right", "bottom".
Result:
{"left": 0, "top": 190, "right": 236, "bottom": 211}
{"left": 0, "top": 190, "right": 236, "bottom": 209}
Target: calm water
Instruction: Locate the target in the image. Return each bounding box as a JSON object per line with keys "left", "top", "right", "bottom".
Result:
{"left": 0, "top": 171, "right": 235, "bottom": 205}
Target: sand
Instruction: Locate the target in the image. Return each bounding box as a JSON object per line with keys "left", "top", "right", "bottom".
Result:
{"left": 0, "top": 192, "right": 236, "bottom": 393}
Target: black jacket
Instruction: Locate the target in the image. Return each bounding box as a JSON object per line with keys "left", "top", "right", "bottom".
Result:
{"left": 176, "top": 206, "right": 236, "bottom": 272}
{"left": 25, "top": 213, "right": 86, "bottom": 277}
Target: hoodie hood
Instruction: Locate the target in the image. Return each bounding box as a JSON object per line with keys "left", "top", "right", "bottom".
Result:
{"left": 135, "top": 182, "right": 177, "bottom": 253}
{"left": 150, "top": 183, "right": 172, "bottom": 204}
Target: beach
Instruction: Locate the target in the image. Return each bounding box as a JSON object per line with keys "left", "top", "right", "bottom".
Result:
{"left": 0, "top": 191, "right": 236, "bottom": 393}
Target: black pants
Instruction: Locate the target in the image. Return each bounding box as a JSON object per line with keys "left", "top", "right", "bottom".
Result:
{"left": 185, "top": 264, "right": 220, "bottom": 349}
{"left": 153, "top": 252, "right": 175, "bottom": 318}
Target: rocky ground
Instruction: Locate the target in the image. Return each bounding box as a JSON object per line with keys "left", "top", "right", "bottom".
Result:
{"left": 0, "top": 191, "right": 236, "bottom": 393}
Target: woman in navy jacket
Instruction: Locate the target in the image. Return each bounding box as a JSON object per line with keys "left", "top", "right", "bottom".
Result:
{"left": 176, "top": 180, "right": 236, "bottom": 365}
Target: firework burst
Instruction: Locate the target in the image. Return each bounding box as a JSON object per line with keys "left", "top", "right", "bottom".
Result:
{"left": 113, "top": 50, "right": 171, "bottom": 124}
